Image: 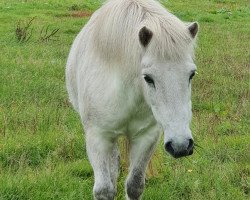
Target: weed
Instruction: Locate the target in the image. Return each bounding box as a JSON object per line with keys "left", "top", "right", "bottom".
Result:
{"left": 15, "top": 18, "right": 59, "bottom": 43}
{"left": 15, "top": 17, "right": 35, "bottom": 42}
{"left": 39, "top": 26, "right": 59, "bottom": 42}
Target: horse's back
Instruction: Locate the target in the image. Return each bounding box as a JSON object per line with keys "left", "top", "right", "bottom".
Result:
{"left": 66, "top": 7, "right": 103, "bottom": 113}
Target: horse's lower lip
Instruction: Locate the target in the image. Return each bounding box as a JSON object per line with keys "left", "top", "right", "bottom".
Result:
{"left": 167, "top": 150, "right": 193, "bottom": 159}
{"left": 189, "top": 149, "right": 193, "bottom": 155}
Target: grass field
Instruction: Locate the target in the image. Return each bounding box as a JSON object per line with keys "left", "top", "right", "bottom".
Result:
{"left": 0, "top": 0, "right": 249, "bottom": 199}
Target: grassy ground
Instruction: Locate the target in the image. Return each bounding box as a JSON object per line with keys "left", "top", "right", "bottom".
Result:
{"left": 0, "top": 0, "right": 249, "bottom": 199}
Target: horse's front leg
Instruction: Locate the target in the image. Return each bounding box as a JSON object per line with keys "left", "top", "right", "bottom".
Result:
{"left": 126, "top": 125, "right": 161, "bottom": 200}
{"left": 85, "top": 127, "right": 119, "bottom": 200}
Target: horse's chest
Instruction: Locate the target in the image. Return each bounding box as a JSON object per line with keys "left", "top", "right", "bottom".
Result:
{"left": 104, "top": 82, "right": 155, "bottom": 135}
{"left": 81, "top": 66, "right": 156, "bottom": 135}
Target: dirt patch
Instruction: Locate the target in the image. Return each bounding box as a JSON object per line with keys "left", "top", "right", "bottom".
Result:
{"left": 71, "top": 11, "right": 92, "bottom": 18}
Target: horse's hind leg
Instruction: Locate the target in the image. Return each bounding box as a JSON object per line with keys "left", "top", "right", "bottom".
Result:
{"left": 85, "top": 127, "right": 119, "bottom": 200}
{"left": 126, "top": 126, "right": 161, "bottom": 200}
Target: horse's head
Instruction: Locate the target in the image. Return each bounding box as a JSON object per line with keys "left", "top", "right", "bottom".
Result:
{"left": 139, "top": 22, "right": 198, "bottom": 158}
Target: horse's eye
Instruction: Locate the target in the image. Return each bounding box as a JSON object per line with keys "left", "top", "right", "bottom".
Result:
{"left": 144, "top": 75, "right": 155, "bottom": 87}
{"left": 189, "top": 71, "right": 196, "bottom": 82}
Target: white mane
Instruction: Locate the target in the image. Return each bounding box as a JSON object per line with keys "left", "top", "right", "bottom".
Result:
{"left": 85, "top": 0, "right": 195, "bottom": 65}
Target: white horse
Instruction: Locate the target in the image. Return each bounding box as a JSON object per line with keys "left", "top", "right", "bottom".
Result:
{"left": 66, "top": 0, "right": 198, "bottom": 199}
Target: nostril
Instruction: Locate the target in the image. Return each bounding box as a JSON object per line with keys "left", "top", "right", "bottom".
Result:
{"left": 165, "top": 141, "right": 175, "bottom": 155}
{"left": 188, "top": 139, "right": 194, "bottom": 151}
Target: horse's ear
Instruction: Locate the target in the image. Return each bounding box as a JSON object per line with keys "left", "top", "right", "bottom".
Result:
{"left": 188, "top": 22, "right": 199, "bottom": 38}
{"left": 139, "top": 26, "right": 153, "bottom": 47}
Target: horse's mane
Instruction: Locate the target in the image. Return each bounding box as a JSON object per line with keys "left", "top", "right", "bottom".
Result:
{"left": 87, "top": 0, "right": 195, "bottom": 64}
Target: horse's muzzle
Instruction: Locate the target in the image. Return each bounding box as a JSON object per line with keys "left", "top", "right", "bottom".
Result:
{"left": 164, "top": 139, "right": 194, "bottom": 158}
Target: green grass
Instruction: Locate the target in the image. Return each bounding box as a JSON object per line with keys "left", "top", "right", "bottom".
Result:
{"left": 0, "top": 0, "right": 249, "bottom": 199}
